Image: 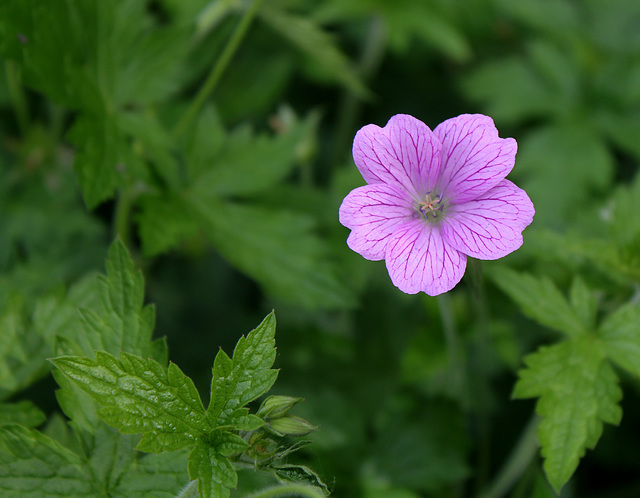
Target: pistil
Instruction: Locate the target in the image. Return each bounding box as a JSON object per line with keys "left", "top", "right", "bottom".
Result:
{"left": 418, "top": 192, "right": 444, "bottom": 220}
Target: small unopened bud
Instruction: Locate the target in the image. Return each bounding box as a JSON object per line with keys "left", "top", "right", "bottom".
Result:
{"left": 268, "top": 415, "right": 318, "bottom": 437}
{"left": 257, "top": 395, "right": 304, "bottom": 419}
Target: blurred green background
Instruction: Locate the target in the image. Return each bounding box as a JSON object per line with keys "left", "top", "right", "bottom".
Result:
{"left": 2, "top": 0, "right": 640, "bottom": 496}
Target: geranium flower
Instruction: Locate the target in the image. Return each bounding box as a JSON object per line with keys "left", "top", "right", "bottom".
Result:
{"left": 339, "top": 114, "right": 534, "bottom": 296}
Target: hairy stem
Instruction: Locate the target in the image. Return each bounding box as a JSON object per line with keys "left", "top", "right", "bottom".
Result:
{"left": 437, "top": 292, "right": 468, "bottom": 408}
{"left": 172, "top": 0, "right": 264, "bottom": 140}
{"left": 469, "top": 259, "right": 493, "bottom": 492}
{"left": 332, "top": 15, "right": 387, "bottom": 164}
{"left": 176, "top": 480, "right": 199, "bottom": 498}
{"left": 479, "top": 416, "right": 539, "bottom": 498}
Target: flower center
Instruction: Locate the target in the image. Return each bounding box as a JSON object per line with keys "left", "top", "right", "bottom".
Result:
{"left": 418, "top": 192, "right": 444, "bottom": 220}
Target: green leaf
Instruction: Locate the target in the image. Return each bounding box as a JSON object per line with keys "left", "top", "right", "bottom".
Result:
{"left": 188, "top": 443, "right": 233, "bottom": 498}
{"left": 463, "top": 57, "right": 559, "bottom": 125}
{"left": 66, "top": 113, "right": 130, "bottom": 209}
{"left": 515, "top": 123, "right": 613, "bottom": 227}
{"left": 136, "top": 194, "right": 200, "bottom": 257}
{"left": 0, "top": 295, "right": 49, "bottom": 401}
{"left": 191, "top": 198, "right": 354, "bottom": 309}
{"left": 207, "top": 312, "right": 278, "bottom": 425}
{"left": 115, "top": 448, "right": 190, "bottom": 497}
{"left": 599, "top": 302, "right": 640, "bottom": 377}
{"left": 50, "top": 351, "right": 209, "bottom": 453}
{"left": 490, "top": 267, "right": 587, "bottom": 337}
{"left": 188, "top": 120, "right": 308, "bottom": 198}
{"left": 569, "top": 277, "right": 597, "bottom": 331}
{"left": 513, "top": 337, "right": 622, "bottom": 492}
{"left": 259, "top": 8, "right": 368, "bottom": 98}
{"left": 0, "top": 424, "right": 95, "bottom": 496}
{"left": 78, "top": 238, "right": 155, "bottom": 357}
{"left": 0, "top": 401, "right": 45, "bottom": 428}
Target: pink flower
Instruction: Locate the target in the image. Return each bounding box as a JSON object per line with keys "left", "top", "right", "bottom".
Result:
{"left": 339, "top": 114, "right": 534, "bottom": 296}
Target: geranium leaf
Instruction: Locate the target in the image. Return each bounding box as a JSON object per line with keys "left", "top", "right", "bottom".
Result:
{"left": 207, "top": 312, "right": 278, "bottom": 426}
{"left": 513, "top": 337, "right": 622, "bottom": 492}
{"left": 491, "top": 267, "right": 587, "bottom": 337}
{"left": 50, "top": 352, "right": 208, "bottom": 453}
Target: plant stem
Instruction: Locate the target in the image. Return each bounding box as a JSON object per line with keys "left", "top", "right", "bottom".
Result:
{"left": 248, "top": 484, "right": 327, "bottom": 498}
{"left": 176, "top": 480, "right": 199, "bottom": 498}
{"left": 113, "top": 187, "right": 134, "bottom": 248}
{"left": 172, "top": 0, "right": 264, "bottom": 140}
{"left": 6, "top": 60, "right": 30, "bottom": 136}
{"left": 479, "top": 415, "right": 539, "bottom": 498}
{"left": 437, "top": 292, "right": 468, "bottom": 409}
{"left": 332, "top": 15, "right": 387, "bottom": 164}
{"left": 468, "top": 259, "right": 493, "bottom": 492}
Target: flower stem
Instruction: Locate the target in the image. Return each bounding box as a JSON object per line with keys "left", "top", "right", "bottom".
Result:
{"left": 468, "top": 259, "right": 493, "bottom": 492}
{"left": 171, "top": 0, "right": 264, "bottom": 140}
{"left": 437, "top": 292, "right": 468, "bottom": 408}
{"left": 332, "top": 15, "right": 387, "bottom": 164}
{"left": 479, "top": 415, "right": 539, "bottom": 498}
{"left": 248, "top": 484, "right": 327, "bottom": 498}
{"left": 113, "top": 187, "right": 134, "bottom": 248}
{"left": 6, "top": 60, "right": 30, "bottom": 136}
{"left": 176, "top": 480, "right": 199, "bottom": 498}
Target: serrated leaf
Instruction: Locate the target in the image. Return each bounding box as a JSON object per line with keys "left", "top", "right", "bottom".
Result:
{"left": 0, "top": 295, "right": 49, "bottom": 401}
{"left": 569, "top": 277, "right": 597, "bottom": 331}
{"left": 260, "top": 8, "right": 368, "bottom": 98}
{"left": 0, "top": 424, "right": 95, "bottom": 496}
{"left": 67, "top": 113, "right": 129, "bottom": 208}
{"left": 86, "top": 424, "right": 137, "bottom": 493}
{"left": 189, "top": 121, "right": 307, "bottom": 198}
{"left": 116, "top": 449, "right": 190, "bottom": 497}
{"left": 189, "top": 443, "right": 234, "bottom": 498}
{"left": 0, "top": 401, "right": 45, "bottom": 428}
{"left": 599, "top": 302, "right": 640, "bottom": 377}
{"left": 136, "top": 194, "right": 200, "bottom": 257}
{"left": 227, "top": 408, "right": 265, "bottom": 431}
{"left": 78, "top": 239, "right": 155, "bottom": 357}
{"left": 115, "top": 448, "right": 190, "bottom": 497}
{"left": 191, "top": 198, "right": 354, "bottom": 309}
{"left": 513, "top": 337, "right": 622, "bottom": 492}
{"left": 491, "top": 267, "right": 587, "bottom": 337}
{"left": 207, "top": 312, "right": 278, "bottom": 426}
{"left": 51, "top": 351, "right": 209, "bottom": 453}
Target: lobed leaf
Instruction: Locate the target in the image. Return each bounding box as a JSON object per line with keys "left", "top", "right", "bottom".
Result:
{"left": 188, "top": 443, "right": 233, "bottom": 498}
{"left": 599, "top": 302, "right": 640, "bottom": 378}
{"left": 77, "top": 238, "right": 155, "bottom": 357}
{"left": 0, "top": 425, "right": 94, "bottom": 496}
{"left": 0, "top": 401, "right": 45, "bottom": 428}
{"left": 50, "top": 351, "right": 208, "bottom": 453}
{"left": 207, "top": 312, "right": 279, "bottom": 425}
{"left": 491, "top": 267, "right": 587, "bottom": 337}
{"left": 513, "top": 337, "right": 622, "bottom": 492}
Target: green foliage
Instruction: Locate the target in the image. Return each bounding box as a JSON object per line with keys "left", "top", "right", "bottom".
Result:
{"left": 490, "top": 267, "right": 589, "bottom": 337}
{"left": 513, "top": 337, "right": 622, "bottom": 492}
{"left": 4, "top": 0, "right": 640, "bottom": 496}
{"left": 51, "top": 306, "right": 308, "bottom": 497}
{"left": 52, "top": 352, "right": 208, "bottom": 453}
{"left": 0, "top": 401, "right": 45, "bottom": 428}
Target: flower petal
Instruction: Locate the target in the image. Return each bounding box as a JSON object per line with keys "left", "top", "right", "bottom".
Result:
{"left": 353, "top": 114, "right": 442, "bottom": 197}
{"left": 339, "top": 183, "right": 415, "bottom": 260}
{"left": 440, "top": 180, "right": 535, "bottom": 260}
{"left": 385, "top": 220, "right": 467, "bottom": 296}
{"left": 434, "top": 114, "right": 517, "bottom": 203}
